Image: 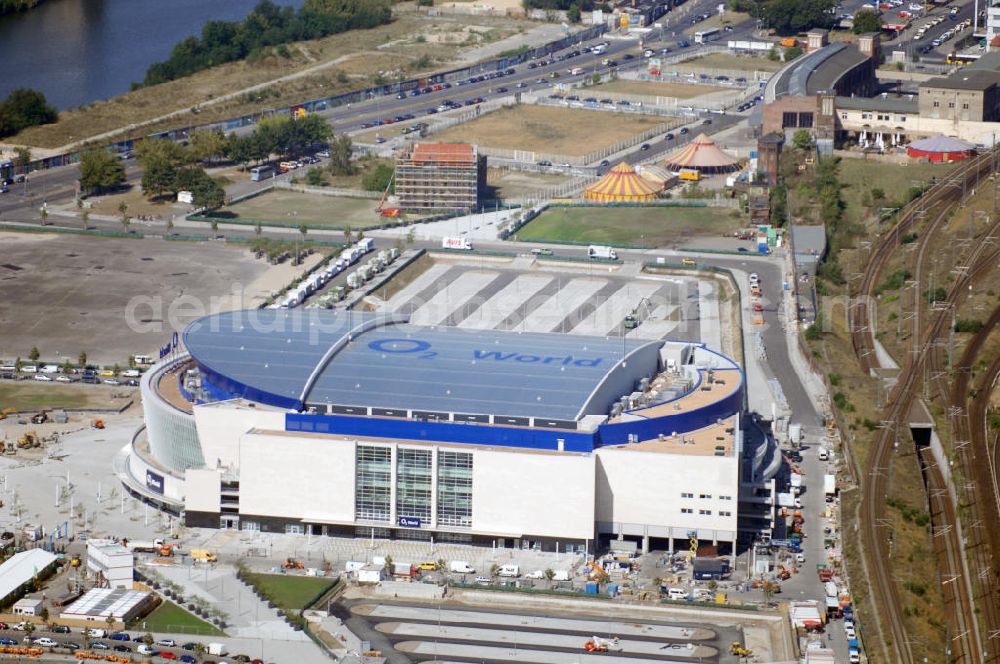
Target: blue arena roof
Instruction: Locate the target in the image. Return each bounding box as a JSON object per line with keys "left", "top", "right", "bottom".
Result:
{"left": 183, "top": 310, "right": 661, "bottom": 420}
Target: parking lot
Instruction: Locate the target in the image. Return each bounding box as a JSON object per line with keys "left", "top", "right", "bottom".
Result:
{"left": 338, "top": 598, "right": 758, "bottom": 664}
{"left": 370, "top": 255, "right": 728, "bottom": 351}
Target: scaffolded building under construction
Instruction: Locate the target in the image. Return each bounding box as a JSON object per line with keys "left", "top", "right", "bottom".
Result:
{"left": 395, "top": 143, "right": 485, "bottom": 212}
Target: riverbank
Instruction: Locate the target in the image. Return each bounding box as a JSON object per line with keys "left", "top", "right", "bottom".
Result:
{"left": 2, "top": 11, "right": 538, "bottom": 153}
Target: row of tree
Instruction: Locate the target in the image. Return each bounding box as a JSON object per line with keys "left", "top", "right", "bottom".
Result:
{"left": 143, "top": 0, "right": 393, "bottom": 86}
{"left": 729, "top": 0, "right": 836, "bottom": 35}
{"left": 0, "top": 88, "right": 57, "bottom": 139}
{"left": 0, "top": 0, "right": 39, "bottom": 16}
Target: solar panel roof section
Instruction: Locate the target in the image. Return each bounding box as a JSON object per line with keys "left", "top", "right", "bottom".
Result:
{"left": 183, "top": 310, "right": 659, "bottom": 420}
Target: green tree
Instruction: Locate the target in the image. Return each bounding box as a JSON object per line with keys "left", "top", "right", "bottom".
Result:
{"left": 362, "top": 163, "right": 394, "bottom": 192}
{"left": 0, "top": 88, "right": 57, "bottom": 138}
{"left": 327, "top": 135, "right": 354, "bottom": 175}
{"left": 489, "top": 563, "right": 500, "bottom": 580}
{"left": 567, "top": 2, "right": 581, "bottom": 22}
{"left": 543, "top": 568, "right": 555, "bottom": 587}
{"left": 28, "top": 346, "right": 39, "bottom": 361}
{"left": 81, "top": 209, "right": 90, "bottom": 230}
{"left": 174, "top": 167, "right": 225, "bottom": 208}
{"left": 770, "top": 181, "right": 788, "bottom": 227}
{"left": 255, "top": 222, "right": 263, "bottom": 238}
{"left": 767, "top": 45, "right": 780, "bottom": 61}
{"left": 79, "top": 149, "right": 126, "bottom": 194}
{"left": 305, "top": 167, "right": 324, "bottom": 186}
{"left": 142, "top": 632, "right": 154, "bottom": 647}
{"left": 137, "top": 139, "right": 192, "bottom": 198}
{"left": 189, "top": 129, "right": 229, "bottom": 164}
{"left": 13, "top": 146, "right": 31, "bottom": 170}
{"left": 784, "top": 45, "right": 803, "bottom": 61}
{"left": 792, "top": 129, "right": 814, "bottom": 151}
{"left": 210, "top": 219, "right": 219, "bottom": 236}
{"left": 343, "top": 225, "right": 353, "bottom": 245}
{"left": 764, "top": 0, "right": 835, "bottom": 35}
{"left": 22, "top": 621, "right": 34, "bottom": 638}
{"left": 298, "top": 224, "right": 308, "bottom": 244}
{"left": 77, "top": 351, "right": 87, "bottom": 367}
{"left": 852, "top": 9, "right": 882, "bottom": 34}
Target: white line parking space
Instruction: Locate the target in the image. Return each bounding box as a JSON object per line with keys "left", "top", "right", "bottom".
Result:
{"left": 408, "top": 270, "right": 500, "bottom": 325}
{"left": 569, "top": 282, "right": 662, "bottom": 336}
{"left": 520, "top": 277, "right": 607, "bottom": 333}
{"left": 395, "top": 640, "right": 691, "bottom": 663}
{"left": 381, "top": 262, "right": 453, "bottom": 310}
{"left": 458, "top": 274, "right": 553, "bottom": 330}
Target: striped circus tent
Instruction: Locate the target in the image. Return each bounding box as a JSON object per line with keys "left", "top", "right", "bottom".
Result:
{"left": 583, "top": 162, "right": 661, "bottom": 202}
{"left": 663, "top": 133, "right": 741, "bottom": 173}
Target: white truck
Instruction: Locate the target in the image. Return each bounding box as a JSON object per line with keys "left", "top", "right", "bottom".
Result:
{"left": 788, "top": 422, "right": 802, "bottom": 447}
{"left": 824, "top": 474, "right": 836, "bottom": 497}
{"left": 207, "top": 643, "right": 228, "bottom": 656}
{"left": 449, "top": 560, "right": 475, "bottom": 574}
{"left": 358, "top": 237, "right": 375, "bottom": 254}
{"left": 498, "top": 564, "right": 520, "bottom": 577}
{"left": 442, "top": 237, "right": 473, "bottom": 251}
{"left": 588, "top": 245, "right": 618, "bottom": 260}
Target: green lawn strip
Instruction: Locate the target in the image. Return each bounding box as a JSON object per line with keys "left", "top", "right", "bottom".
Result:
{"left": 516, "top": 205, "right": 741, "bottom": 246}
{"left": 139, "top": 599, "right": 224, "bottom": 636}
{"left": 243, "top": 573, "right": 336, "bottom": 611}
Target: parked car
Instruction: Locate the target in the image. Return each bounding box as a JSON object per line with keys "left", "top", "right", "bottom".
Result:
{"left": 0, "top": 638, "right": 16, "bottom": 646}
{"left": 157, "top": 639, "right": 177, "bottom": 647}
{"left": 90, "top": 641, "right": 111, "bottom": 650}
{"left": 50, "top": 625, "right": 70, "bottom": 634}
{"left": 114, "top": 645, "right": 133, "bottom": 653}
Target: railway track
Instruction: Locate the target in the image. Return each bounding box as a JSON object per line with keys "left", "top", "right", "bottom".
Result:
{"left": 945, "top": 303, "right": 1000, "bottom": 662}
{"left": 847, "top": 148, "right": 1000, "bottom": 663}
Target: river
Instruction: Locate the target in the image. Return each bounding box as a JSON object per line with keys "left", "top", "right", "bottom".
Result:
{"left": 0, "top": 0, "right": 305, "bottom": 110}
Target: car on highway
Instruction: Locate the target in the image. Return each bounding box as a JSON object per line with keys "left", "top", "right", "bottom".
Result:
{"left": 537, "top": 160, "right": 552, "bottom": 167}
{"left": 622, "top": 53, "right": 635, "bottom": 60}
{"left": 640, "top": 143, "right": 650, "bottom": 150}
{"left": 678, "top": 40, "right": 691, "bottom": 48}
{"left": 495, "top": 87, "right": 508, "bottom": 93}
{"left": 703, "top": 118, "right": 713, "bottom": 124}
{"left": 664, "top": 133, "right": 675, "bottom": 140}
{"left": 516, "top": 81, "right": 527, "bottom": 88}
{"left": 680, "top": 127, "right": 689, "bottom": 134}
{"left": 531, "top": 248, "right": 554, "bottom": 256}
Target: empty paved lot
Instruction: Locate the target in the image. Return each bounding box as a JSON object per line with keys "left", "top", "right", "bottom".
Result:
{"left": 0, "top": 233, "right": 271, "bottom": 365}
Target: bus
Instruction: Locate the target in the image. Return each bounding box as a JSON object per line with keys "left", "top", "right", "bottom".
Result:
{"left": 250, "top": 165, "right": 275, "bottom": 181}
{"left": 946, "top": 52, "right": 981, "bottom": 65}
{"left": 694, "top": 27, "right": 721, "bottom": 44}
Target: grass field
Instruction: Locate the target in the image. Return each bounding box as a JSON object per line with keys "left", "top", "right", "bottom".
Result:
{"left": 218, "top": 190, "right": 384, "bottom": 229}
{"left": 431, "top": 105, "right": 670, "bottom": 156}
{"left": 0, "top": 383, "right": 131, "bottom": 411}
{"left": 588, "top": 80, "right": 727, "bottom": 99}
{"left": 836, "top": 156, "right": 956, "bottom": 226}
{"left": 517, "top": 205, "right": 742, "bottom": 247}
{"left": 244, "top": 573, "right": 336, "bottom": 611}
{"left": 140, "top": 600, "right": 224, "bottom": 636}
{"left": 673, "top": 52, "right": 784, "bottom": 73}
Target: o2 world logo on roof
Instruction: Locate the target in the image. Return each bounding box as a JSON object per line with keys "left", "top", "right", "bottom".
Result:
{"left": 368, "top": 338, "right": 602, "bottom": 367}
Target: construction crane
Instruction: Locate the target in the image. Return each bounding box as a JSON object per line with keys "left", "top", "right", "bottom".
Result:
{"left": 374, "top": 170, "right": 399, "bottom": 218}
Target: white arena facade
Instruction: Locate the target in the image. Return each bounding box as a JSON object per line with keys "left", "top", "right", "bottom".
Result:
{"left": 119, "top": 308, "right": 775, "bottom": 555}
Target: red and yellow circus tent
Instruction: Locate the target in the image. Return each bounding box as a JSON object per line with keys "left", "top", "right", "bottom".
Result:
{"left": 663, "top": 133, "right": 741, "bottom": 173}
{"left": 583, "top": 161, "right": 661, "bottom": 203}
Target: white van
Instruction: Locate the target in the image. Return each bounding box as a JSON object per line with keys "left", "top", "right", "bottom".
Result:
{"left": 818, "top": 448, "right": 829, "bottom": 461}
{"left": 667, "top": 587, "right": 689, "bottom": 600}
{"left": 20, "top": 365, "right": 37, "bottom": 373}
{"left": 499, "top": 564, "right": 520, "bottom": 578}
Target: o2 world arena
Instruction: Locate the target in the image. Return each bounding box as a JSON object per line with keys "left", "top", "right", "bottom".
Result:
{"left": 121, "top": 309, "right": 749, "bottom": 554}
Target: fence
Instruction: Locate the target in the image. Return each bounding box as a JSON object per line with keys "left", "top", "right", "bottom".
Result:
{"left": 275, "top": 182, "right": 380, "bottom": 199}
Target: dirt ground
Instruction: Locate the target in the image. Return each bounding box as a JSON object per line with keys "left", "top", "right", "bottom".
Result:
{"left": 673, "top": 53, "right": 785, "bottom": 74}
{"left": 0, "top": 232, "right": 282, "bottom": 365}
{"left": 431, "top": 105, "right": 669, "bottom": 156}
{"left": 589, "top": 80, "right": 728, "bottom": 98}
{"left": 485, "top": 168, "right": 572, "bottom": 199}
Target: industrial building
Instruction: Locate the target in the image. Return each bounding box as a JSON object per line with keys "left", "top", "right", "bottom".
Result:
{"left": 119, "top": 309, "right": 783, "bottom": 556}
{"left": 0, "top": 550, "right": 57, "bottom": 610}
{"left": 394, "top": 143, "right": 485, "bottom": 212}
{"left": 60, "top": 588, "right": 156, "bottom": 623}
{"left": 87, "top": 540, "right": 134, "bottom": 589}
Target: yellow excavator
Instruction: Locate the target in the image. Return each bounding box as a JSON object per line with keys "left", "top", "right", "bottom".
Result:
{"left": 17, "top": 432, "right": 41, "bottom": 449}
{"left": 0, "top": 408, "right": 16, "bottom": 421}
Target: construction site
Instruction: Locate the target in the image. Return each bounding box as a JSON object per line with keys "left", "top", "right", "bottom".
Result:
{"left": 393, "top": 143, "right": 486, "bottom": 213}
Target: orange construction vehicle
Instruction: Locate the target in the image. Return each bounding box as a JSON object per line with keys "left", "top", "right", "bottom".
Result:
{"left": 283, "top": 558, "right": 304, "bottom": 570}
{"left": 91, "top": 418, "right": 105, "bottom": 429}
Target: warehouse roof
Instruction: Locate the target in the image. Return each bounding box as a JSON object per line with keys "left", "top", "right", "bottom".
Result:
{"left": 184, "top": 310, "right": 660, "bottom": 420}
{"left": 0, "top": 550, "right": 57, "bottom": 603}
{"left": 920, "top": 69, "right": 1000, "bottom": 92}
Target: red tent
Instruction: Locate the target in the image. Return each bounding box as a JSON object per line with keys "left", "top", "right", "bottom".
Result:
{"left": 906, "top": 135, "right": 976, "bottom": 163}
